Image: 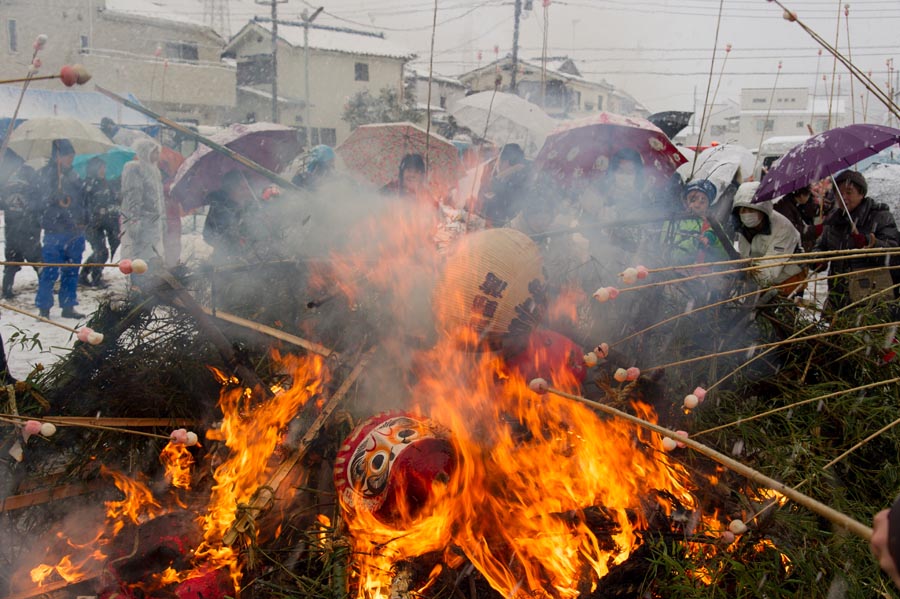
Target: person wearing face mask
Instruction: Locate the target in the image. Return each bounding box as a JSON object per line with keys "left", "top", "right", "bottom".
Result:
{"left": 732, "top": 182, "right": 804, "bottom": 292}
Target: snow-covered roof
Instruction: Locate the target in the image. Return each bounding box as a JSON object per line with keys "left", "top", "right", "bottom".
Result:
{"left": 103, "top": 0, "right": 228, "bottom": 36}
{"left": 407, "top": 68, "right": 466, "bottom": 88}
{"left": 237, "top": 86, "right": 304, "bottom": 105}
{"left": 228, "top": 20, "right": 414, "bottom": 60}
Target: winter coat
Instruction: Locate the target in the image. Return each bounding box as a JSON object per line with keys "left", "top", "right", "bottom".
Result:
{"left": 120, "top": 140, "right": 165, "bottom": 260}
{"left": 732, "top": 183, "right": 803, "bottom": 287}
{"left": 812, "top": 196, "right": 900, "bottom": 293}
{"left": 479, "top": 163, "right": 528, "bottom": 226}
{"left": 774, "top": 197, "right": 817, "bottom": 250}
{"left": 1, "top": 166, "right": 41, "bottom": 244}
{"left": 203, "top": 191, "right": 246, "bottom": 261}
{"left": 34, "top": 159, "right": 86, "bottom": 236}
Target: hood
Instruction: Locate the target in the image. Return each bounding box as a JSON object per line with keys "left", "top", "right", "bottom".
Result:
{"left": 732, "top": 181, "right": 772, "bottom": 217}
{"left": 134, "top": 139, "right": 159, "bottom": 164}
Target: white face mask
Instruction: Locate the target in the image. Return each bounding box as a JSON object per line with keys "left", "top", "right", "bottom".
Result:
{"left": 740, "top": 211, "right": 763, "bottom": 228}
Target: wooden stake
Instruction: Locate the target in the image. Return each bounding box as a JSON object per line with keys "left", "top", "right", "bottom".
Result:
{"left": 223, "top": 347, "right": 376, "bottom": 546}
{"left": 542, "top": 385, "right": 873, "bottom": 540}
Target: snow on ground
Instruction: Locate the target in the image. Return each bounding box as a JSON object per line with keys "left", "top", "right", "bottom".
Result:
{"left": 0, "top": 216, "right": 211, "bottom": 381}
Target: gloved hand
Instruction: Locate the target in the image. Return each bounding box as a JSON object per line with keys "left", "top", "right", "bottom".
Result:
{"left": 851, "top": 232, "right": 870, "bottom": 248}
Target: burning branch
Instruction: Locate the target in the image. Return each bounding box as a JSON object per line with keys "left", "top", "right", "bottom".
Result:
{"left": 223, "top": 347, "right": 376, "bottom": 546}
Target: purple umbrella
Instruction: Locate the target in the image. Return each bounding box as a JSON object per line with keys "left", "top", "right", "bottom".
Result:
{"left": 754, "top": 124, "right": 900, "bottom": 203}
{"left": 171, "top": 123, "right": 303, "bottom": 211}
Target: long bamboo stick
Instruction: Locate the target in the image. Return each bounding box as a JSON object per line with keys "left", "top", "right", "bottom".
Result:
{"left": 201, "top": 308, "right": 338, "bottom": 359}
{"left": 823, "top": 416, "right": 900, "bottom": 470}
{"left": 0, "top": 413, "right": 173, "bottom": 440}
{"left": 0, "top": 302, "right": 87, "bottom": 335}
{"left": 539, "top": 385, "right": 873, "bottom": 540}
{"left": 694, "top": 377, "right": 900, "bottom": 437}
{"left": 644, "top": 320, "right": 900, "bottom": 373}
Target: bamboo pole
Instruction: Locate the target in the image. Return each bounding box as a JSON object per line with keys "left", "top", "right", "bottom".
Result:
{"left": 1, "top": 479, "right": 107, "bottom": 512}
{"left": 823, "top": 416, "right": 900, "bottom": 469}
{"left": 0, "top": 302, "right": 88, "bottom": 336}
{"left": 644, "top": 320, "right": 900, "bottom": 373}
{"left": 201, "top": 307, "right": 338, "bottom": 359}
{"left": 0, "top": 260, "right": 123, "bottom": 269}
{"left": 694, "top": 377, "right": 900, "bottom": 437}
{"left": 539, "top": 385, "right": 873, "bottom": 540}
{"left": 0, "top": 413, "right": 173, "bottom": 440}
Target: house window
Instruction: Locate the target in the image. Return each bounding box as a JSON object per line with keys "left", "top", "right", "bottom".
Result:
{"left": 796, "top": 120, "right": 805, "bottom": 128}
{"left": 571, "top": 90, "right": 581, "bottom": 110}
{"left": 752, "top": 98, "right": 766, "bottom": 104}
{"left": 756, "top": 118, "right": 774, "bottom": 132}
{"left": 597, "top": 96, "right": 603, "bottom": 111}
{"left": 439, "top": 95, "right": 447, "bottom": 109}
{"left": 320, "top": 128, "right": 337, "bottom": 146}
{"left": 355, "top": 63, "right": 369, "bottom": 81}
{"left": 80, "top": 35, "right": 89, "bottom": 50}
{"left": 164, "top": 41, "right": 199, "bottom": 62}
{"left": 7, "top": 20, "right": 17, "bottom": 53}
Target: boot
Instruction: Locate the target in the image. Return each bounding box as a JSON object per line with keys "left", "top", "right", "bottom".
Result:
{"left": 78, "top": 270, "right": 92, "bottom": 287}
{"left": 2, "top": 272, "right": 14, "bottom": 299}
{"left": 61, "top": 306, "right": 86, "bottom": 320}
{"left": 39, "top": 308, "right": 50, "bottom": 318}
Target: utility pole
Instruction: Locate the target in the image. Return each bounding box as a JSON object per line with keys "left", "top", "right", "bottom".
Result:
{"left": 509, "top": 0, "right": 522, "bottom": 93}
{"left": 256, "top": 0, "right": 287, "bottom": 123}
{"left": 302, "top": 7, "right": 323, "bottom": 147}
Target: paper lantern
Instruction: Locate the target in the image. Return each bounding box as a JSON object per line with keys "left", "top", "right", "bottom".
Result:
{"left": 334, "top": 412, "right": 456, "bottom": 525}
{"left": 433, "top": 228, "right": 546, "bottom": 347}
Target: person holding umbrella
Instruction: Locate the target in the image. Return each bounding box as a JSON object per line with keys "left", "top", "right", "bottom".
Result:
{"left": 812, "top": 170, "right": 900, "bottom": 308}
{"left": 34, "top": 139, "right": 87, "bottom": 319}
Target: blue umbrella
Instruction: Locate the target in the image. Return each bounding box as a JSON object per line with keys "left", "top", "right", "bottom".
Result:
{"left": 72, "top": 145, "right": 136, "bottom": 180}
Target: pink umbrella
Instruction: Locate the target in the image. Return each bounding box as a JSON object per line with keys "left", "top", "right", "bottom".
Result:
{"left": 534, "top": 112, "right": 687, "bottom": 189}
{"left": 171, "top": 123, "right": 303, "bottom": 211}
{"left": 336, "top": 122, "right": 460, "bottom": 190}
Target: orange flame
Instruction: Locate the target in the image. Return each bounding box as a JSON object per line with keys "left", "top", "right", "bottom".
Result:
{"left": 160, "top": 441, "right": 194, "bottom": 490}
{"left": 342, "top": 340, "right": 698, "bottom": 599}
{"left": 192, "top": 353, "right": 327, "bottom": 587}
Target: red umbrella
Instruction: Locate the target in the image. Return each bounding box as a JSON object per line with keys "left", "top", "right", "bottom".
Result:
{"left": 171, "top": 123, "right": 303, "bottom": 211}
{"left": 336, "top": 122, "right": 460, "bottom": 190}
{"left": 534, "top": 112, "right": 687, "bottom": 189}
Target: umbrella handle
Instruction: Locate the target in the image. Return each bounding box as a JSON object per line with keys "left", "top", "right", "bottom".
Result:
{"left": 830, "top": 174, "right": 859, "bottom": 234}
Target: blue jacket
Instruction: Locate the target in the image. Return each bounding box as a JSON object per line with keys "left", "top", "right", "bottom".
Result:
{"left": 34, "top": 162, "right": 87, "bottom": 235}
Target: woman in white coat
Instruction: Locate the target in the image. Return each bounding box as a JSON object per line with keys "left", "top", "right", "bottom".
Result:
{"left": 120, "top": 140, "right": 164, "bottom": 272}
{"left": 732, "top": 181, "right": 805, "bottom": 293}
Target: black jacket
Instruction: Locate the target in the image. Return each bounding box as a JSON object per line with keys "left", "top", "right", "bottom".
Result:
{"left": 1, "top": 166, "right": 41, "bottom": 242}
{"left": 34, "top": 162, "right": 87, "bottom": 235}
{"left": 813, "top": 197, "right": 900, "bottom": 274}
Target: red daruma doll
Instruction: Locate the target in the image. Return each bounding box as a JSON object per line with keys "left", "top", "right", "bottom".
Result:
{"left": 334, "top": 412, "right": 456, "bottom": 526}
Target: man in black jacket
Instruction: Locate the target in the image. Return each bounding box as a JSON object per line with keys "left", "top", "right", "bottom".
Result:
{"left": 812, "top": 170, "right": 900, "bottom": 308}
{"left": 1, "top": 165, "right": 42, "bottom": 298}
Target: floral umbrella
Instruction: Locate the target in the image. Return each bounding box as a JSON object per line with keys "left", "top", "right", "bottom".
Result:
{"left": 336, "top": 122, "right": 460, "bottom": 190}
{"left": 171, "top": 122, "right": 303, "bottom": 211}
{"left": 534, "top": 112, "right": 687, "bottom": 190}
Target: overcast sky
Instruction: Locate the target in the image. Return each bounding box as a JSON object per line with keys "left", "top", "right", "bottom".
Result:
{"left": 159, "top": 0, "right": 899, "bottom": 114}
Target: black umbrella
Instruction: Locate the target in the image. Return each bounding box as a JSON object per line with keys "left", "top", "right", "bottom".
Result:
{"left": 647, "top": 111, "right": 693, "bottom": 140}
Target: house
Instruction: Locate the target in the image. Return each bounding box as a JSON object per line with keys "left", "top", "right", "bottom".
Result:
{"left": 406, "top": 67, "right": 468, "bottom": 121}
{"left": 458, "top": 55, "right": 617, "bottom": 119}
{"left": 223, "top": 18, "right": 415, "bottom": 146}
{"left": 0, "top": 0, "right": 236, "bottom": 126}
{"left": 737, "top": 87, "right": 849, "bottom": 149}
{"left": 674, "top": 99, "right": 740, "bottom": 146}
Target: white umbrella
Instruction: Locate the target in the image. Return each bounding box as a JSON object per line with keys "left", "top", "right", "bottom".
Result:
{"left": 450, "top": 91, "right": 556, "bottom": 159}
{"left": 677, "top": 143, "right": 755, "bottom": 201}
{"left": 8, "top": 116, "right": 115, "bottom": 161}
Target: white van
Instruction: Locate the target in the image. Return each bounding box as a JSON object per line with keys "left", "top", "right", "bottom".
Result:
{"left": 754, "top": 135, "right": 809, "bottom": 180}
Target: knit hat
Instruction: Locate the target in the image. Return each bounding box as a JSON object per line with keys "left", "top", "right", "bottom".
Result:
{"left": 835, "top": 169, "right": 867, "bottom": 197}
{"left": 52, "top": 138, "right": 75, "bottom": 156}
{"left": 684, "top": 178, "right": 717, "bottom": 203}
